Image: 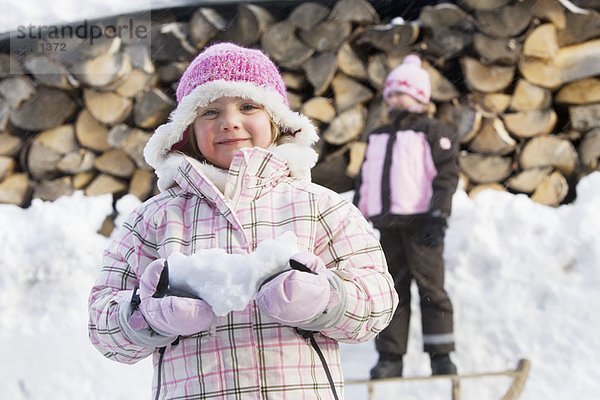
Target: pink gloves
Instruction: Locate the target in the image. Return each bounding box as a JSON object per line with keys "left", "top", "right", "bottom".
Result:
{"left": 256, "top": 252, "right": 342, "bottom": 328}
{"left": 134, "top": 259, "right": 216, "bottom": 337}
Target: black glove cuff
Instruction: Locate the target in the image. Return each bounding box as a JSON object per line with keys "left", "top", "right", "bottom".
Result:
{"left": 130, "top": 286, "right": 141, "bottom": 310}
{"left": 258, "top": 259, "right": 318, "bottom": 290}
{"left": 258, "top": 269, "right": 290, "bottom": 289}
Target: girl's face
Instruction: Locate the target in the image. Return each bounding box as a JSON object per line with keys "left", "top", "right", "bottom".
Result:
{"left": 193, "top": 97, "right": 273, "bottom": 169}
{"left": 385, "top": 92, "right": 425, "bottom": 113}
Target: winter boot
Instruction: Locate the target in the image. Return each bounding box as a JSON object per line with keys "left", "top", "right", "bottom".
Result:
{"left": 430, "top": 353, "right": 457, "bottom": 376}
{"left": 369, "top": 353, "right": 403, "bottom": 379}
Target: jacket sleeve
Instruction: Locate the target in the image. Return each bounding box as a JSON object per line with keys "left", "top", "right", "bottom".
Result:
{"left": 87, "top": 202, "right": 163, "bottom": 364}
{"left": 313, "top": 192, "right": 398, "bottom": 343}
{"left": 427, "top": 119, "right": 460, "bottom": 216}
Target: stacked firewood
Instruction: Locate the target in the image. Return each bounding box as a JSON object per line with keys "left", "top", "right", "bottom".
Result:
{"left": 0, "top": 0, "right": 599, "bottom": 212}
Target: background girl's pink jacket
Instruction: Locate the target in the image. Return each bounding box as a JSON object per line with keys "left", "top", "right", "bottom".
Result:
{"left": 88, "top": 147, "right": 398, "bottom": 399}
{"left": 354, "top": 111, "right": 460, "bottom": 227}
{"left": 358, "top": 129, "right": 437, "bottom": 217}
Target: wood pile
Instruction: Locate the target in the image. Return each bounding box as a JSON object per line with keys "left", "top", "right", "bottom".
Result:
{"left": 0, "top": 0, "right": 599, "bottom": 212}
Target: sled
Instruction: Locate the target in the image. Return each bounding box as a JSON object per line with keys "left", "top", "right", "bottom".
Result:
{"left": 344, "top": 358, "right": 530, "bottom": 400}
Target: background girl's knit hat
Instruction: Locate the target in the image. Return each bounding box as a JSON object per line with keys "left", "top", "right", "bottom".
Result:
{"left": 144, "top": 43, "right": 319, "bottom": 190}
{"left": 383, "top": 54, "right": 431, "bottom": 104}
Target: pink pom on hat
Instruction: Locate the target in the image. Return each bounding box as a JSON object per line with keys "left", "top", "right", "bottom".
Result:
{"left": 383, "top": 54, "right": 431, "bottom": 104}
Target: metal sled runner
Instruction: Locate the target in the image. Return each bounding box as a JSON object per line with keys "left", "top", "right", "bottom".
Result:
{"left": 345, "top": 358, "right": 531, "bottom": 400}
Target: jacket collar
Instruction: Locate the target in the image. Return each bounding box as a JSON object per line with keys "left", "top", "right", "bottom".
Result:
{"left": 388, "top": 109, "right": 429, "bottom": 132}
{"left": 154, "top": 138, "right": 316, "bottom": 192}
{"left": 173, "top": 147, "right": 290, "bottom": 206}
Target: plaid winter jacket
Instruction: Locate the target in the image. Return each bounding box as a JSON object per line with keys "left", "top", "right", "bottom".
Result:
{"left": 88, "top": 148, "right": 397, "bottom": 399}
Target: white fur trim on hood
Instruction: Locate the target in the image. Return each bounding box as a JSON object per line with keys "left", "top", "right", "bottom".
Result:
{"left": 143, "top": 80, "right": 320, "bottom": 191}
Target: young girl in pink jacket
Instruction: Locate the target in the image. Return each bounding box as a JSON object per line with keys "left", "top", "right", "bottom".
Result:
{"left": 354, "top": 55, "right": 459, "bottom": 379}
{"left": 88, "top": 43, "right": 397, "bottom": 399}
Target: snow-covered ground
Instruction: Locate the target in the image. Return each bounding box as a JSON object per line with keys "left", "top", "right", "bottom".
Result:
{"left": 1, "top": 172, "right": 599, "bottom": 399}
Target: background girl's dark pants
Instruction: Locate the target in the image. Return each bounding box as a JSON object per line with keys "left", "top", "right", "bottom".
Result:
{"left": 376, "top": 224, "right": 455, "bottom": 356}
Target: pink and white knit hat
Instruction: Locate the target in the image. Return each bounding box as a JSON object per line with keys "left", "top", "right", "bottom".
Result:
{"left": 383, "top": 54, "right": 431, "bottom": 104}
{"left": 144, "top": 43, "right": 319, "bottom": 189}
{"left": 174, "top": 43, "right": 288, "bottom": 105}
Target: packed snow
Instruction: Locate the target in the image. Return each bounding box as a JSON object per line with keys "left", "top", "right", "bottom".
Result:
{"left": 1, "top": 172, "right": 599, "bottom": 399}
{"left": 168, "top": 231, "right": 298, "bottom": 316}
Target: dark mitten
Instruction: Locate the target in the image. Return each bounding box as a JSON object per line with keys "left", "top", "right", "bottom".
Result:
{"left": 420, "top": 213, "right": 447, "bottom": 247}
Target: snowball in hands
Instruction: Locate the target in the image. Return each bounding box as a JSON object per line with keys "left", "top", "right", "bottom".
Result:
{"left": 167, "top": 232, "right": 299, "bottom": 316}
